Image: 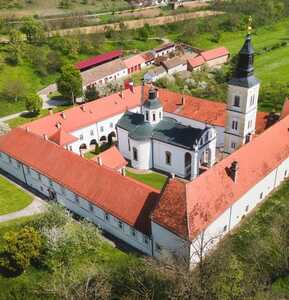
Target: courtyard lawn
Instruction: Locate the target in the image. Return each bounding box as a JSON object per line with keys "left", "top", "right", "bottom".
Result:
{"left": 84, "top": 150, "right": 97, "bottom": 160}
{"left": 0, "top": 176, "right": 33, "bottom": 216}
{"left": 126, "top": 169, "right": 167, "bottom": 190}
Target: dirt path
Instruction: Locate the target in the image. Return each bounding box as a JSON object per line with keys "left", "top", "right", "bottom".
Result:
{"left": 50, "top": 10, "right": 223, "bottom": 37}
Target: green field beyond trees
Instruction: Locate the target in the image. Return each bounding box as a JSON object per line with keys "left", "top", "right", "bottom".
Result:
{"left": 0, "top": 176, "right": 32, "bottom": 215}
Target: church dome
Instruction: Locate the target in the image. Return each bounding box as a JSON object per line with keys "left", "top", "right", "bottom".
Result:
{"left": 143, "top": 88, "right": 162, "bottom": 110}
{"left": 129, "top": 122, "right": 153, "bottom": 141}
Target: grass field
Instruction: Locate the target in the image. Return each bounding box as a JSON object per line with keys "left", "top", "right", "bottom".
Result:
{"left": 0, "top": 176, "right": 32, "bottom": 216}
{"left": 6, "top": 104, "right": 72, "bottom": 128}
{"left": 180, "top": 19, "right": 289, "bottom": 84}
{"left": 126, "top": 169, "right": 167, "bottom": 190}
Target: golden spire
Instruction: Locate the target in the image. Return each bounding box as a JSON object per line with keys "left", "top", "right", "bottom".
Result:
{"left": 247, "top": 16, "right": 253, "bottom": 35}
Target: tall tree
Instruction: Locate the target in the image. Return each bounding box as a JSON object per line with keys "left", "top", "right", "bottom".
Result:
{"left": 24, "top": 93, "right": 43, "bottom": 115}
{"left": 20, "top": 17, "right": 45, "bottom": 44}
{"left": 57, "top": 64, "right": 83, "bottom": 103}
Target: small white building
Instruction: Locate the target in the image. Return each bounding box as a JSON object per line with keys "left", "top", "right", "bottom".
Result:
{"left": 161, "top": 57, "right": 188, "bottom": 75}
{"left": 117, "top": 88, "right": 216, "bottom": 179}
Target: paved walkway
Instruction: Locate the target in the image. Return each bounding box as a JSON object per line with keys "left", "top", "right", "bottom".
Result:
{"left": 0, "top": 197, "right": 47, "bottom": 223}
{"left": 0, "top": 173, "right": 47, "bottom": 223}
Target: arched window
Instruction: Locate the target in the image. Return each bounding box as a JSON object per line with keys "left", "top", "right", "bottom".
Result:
{"left": 133, "top": 147, "right": 138, "bottom": 161}
{"left": 152, "top": 113, "right": 156, "bottom": 121}
{"left": 145, "top": 111, "right": 149, "bottom": 121}
{"left": 165, "top": 151, "right": 172, "bottom": 165}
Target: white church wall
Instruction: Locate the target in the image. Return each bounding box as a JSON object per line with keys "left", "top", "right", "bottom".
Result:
{"left": 151, "top": 221, "right": 190, "bottom": 261}
{"left": 117, "top": 127, "right": 130, "bottom": 159}
{"left": 130, "top": 139, "right": 152, "bottom": 170}
{"left": 152, "top": 140, "right": 193, "bottom": 178}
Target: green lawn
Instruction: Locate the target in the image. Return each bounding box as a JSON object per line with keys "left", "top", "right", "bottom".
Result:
{"left": 0, "top": 176, "right": 33, "bottom": 216}
{"left": 84, "top": 150, "right": 97, "bottom": 160}
{"left": 172, "top": 19, "right": 289, "bottom": 85}
{"left": 7, "top": 104, "right": 72, "bottom": 129}
{"left": 126, "top": 169, "right": 167, "bottom": 190}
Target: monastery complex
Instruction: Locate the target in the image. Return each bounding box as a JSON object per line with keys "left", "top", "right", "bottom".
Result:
{"left": 1, "top": 33, "right": 289, "bottom": 266}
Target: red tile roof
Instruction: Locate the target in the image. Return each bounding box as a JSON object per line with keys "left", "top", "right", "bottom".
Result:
{"left": 201, "top": 47, "right": 229, "bottom": 62}
{"left": 152, "top": 179, "right": 187, "bottom": 238}
{"left": 187, "top": 55, "right": 205, "bottom": 68}
{"left": 153, "top": 114, "right": 289, "bottom": 240}
{"left": 76, "top": 50, "right": 123, "bottom": 71}
{"left": 93, "top": 146, "right": 127, "bottom": 171}
{"left": 0, "top": 128, "right": 159, "bottom": 235}
{"left": 23, "top": 86, "right": 270, "bottom": 143}
{"left": 49, "top": 128, "right": 78, "bottom": 146}
{"left": 123, "top": 54, "right": 146, "bottom": 69}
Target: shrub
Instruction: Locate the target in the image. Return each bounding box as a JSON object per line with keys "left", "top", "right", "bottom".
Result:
{"left": 0, "top": 227, "right": 42, "bottom": 275}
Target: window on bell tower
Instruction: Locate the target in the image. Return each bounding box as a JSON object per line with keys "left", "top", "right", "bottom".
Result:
{"left": 234, "top": 96, "right": 240, "bottom": 107}
{"left": 232, "top": 120, "right": 238, "bottom": 130}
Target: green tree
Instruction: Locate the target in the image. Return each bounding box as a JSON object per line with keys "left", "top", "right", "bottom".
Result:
{"left": 212, "top": 255, "right": 245, "bottom": 300}
{"left": 0, "top": 227, "right": 42, "bottom": 274}
{"left": 24, "top": 93, "right": 43, "bottom": 115}
{"left": 7, "top": 29, "right": 23, "bottom": 65}
{"left": 2, "top": 73, "right": 29, "bottom": 102}
{"left": 56, "top": 64, "right": 83, "bottom": 103}
{"left": 20, "top": 17, "right": 45, "bottom": 44}
{"left": 85, "top": 85, "right": 99, "bottom": 102}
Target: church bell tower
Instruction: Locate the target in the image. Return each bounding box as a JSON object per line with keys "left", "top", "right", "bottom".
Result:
{"left": 224, "top": 19, "right": 260, "bottom": 155}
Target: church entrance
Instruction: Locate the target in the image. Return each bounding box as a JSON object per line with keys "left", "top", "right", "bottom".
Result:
{"left": 185, "top": 153, "right": 192, "bottom": 178}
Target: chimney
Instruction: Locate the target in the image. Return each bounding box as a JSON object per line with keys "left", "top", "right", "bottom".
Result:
{"left": 61, "top": 112, "right": 66, "bottom": 119}
{"left": 56, "top": 122, "right": 61, "bottom": 129}
{"left": 48, "top": 108, "right": 53, "bottom": 115}
{"left": 229, "top": 161, "right": 239, "bottom": 182}
{"left": 26, "top": 127, "right": 30, "bottom": 132}
{"left": 129, "top": 81, "right": 135, "bottom": 93}
{"left": 81, "top": 105, "right": 86, "bottom": 112}
{"left": 96, "top": 156, "right": 102, "bottom": 166}
{"left": 121, "top": 168, "right": 126, "bottom": 176}
{"left": 43, "top": 134, "right": 48, "bottom": 140}
{"left": 120, "top": 89, "right": 124, "bottom": 99}
{"left": 181, "top": 95, "right": 186, "bottom": 106}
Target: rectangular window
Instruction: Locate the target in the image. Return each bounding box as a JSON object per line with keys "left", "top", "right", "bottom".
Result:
{"left": 17, "top": 162, "right": 21, "bottom": 169}
{"left": 38, "top": 173, "right": 41, "bottom": 181}
{"left": 75, "top": 194, "right": 79, "bottom": 202}
{"left": 155, "top": 243, "right": 162, "bottom": 252}
{"left": 145, "top": 111, "right": 149, "bottom": 121}
{"left": 285, "top": 170, "right": 288, "bottom": 178}
{"left": 105, "top": 213, "right": 110, "bottom": 222}
{"left": 118, "top": 221, "right": 123, "bottom": 230}
{"left": 27, "top": 167, "right": 31, "bottom": 175}
{"left": 143, "top": 236, "right": 149, "bottom": 244}
{"left": 131, "top": 228, "right": 136, "bottom": 237}
{"left": 8, "top": 157, "right": 12, "bottom": 163}
{"left": 49, "top": 180, "right": 53, "bottom": 187}
{"left": 165, "top": 151, "right": 171, "bottom": 165}
{"left": 133, "top": 147, "right": 138, "bottom": 161}
{"left": 231, "top": 142, "right": 236, "bottom": 149}
{"left": 153, "top": 113, "right": 156, "bottom": 121}
{"left": 250, "top": 95, "right": 255, "bottom": 106}
{"left": 69, "top": 146, "right": 73, "bottom": 151}
{"left": 234, "top": 96, "right": 240, "bottom": 107}
{"left": 128, "top": 139, "right": 131, "bottom": 151}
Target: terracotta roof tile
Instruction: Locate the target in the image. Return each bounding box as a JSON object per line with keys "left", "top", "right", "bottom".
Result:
{"left": 123, "top": 54, "right": 146, "bottom": 69}
{"left": 201, "top": 47, "right": 229, "bottom": 61}
{"left": 152, "top": 179, "right": 188, "bottom": 239}
{"left": 93, "top": 146, "right": 127, "bottom": 171}
{"left": 187, "top": 55, "right": 205, "bottom": 68}
{"left": 153, "top": 115, "right": 289, "bottom": 240}
{"left": 23, "top": 86, "right": 269, "bottom": 142}
{"left": 49, "top": 128, "right": 78, "bottom": 146}
{"left": 0, "top": 128, "right": 159, "bottom": 235}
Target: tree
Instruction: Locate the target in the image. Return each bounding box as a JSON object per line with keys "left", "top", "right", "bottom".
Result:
{"left": 0, "top": 227, "right": 42, "bottom": 274}
{"left": 85, "top": 85, "right": 99, "bottom": 102}
{"left": 24, "top": 93, "right": 43, "bottom": 115}
{"left": 7, "top": 29, "right": 23, "bottom": 65}
{"left": 2, "top": 73, "right": 29, "bottom": 102}
{"left": 57, "top": 64, "right": 83, "bottom": 103}
{"left": 20, "top": 17, "right": 45, "bottom": 44}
